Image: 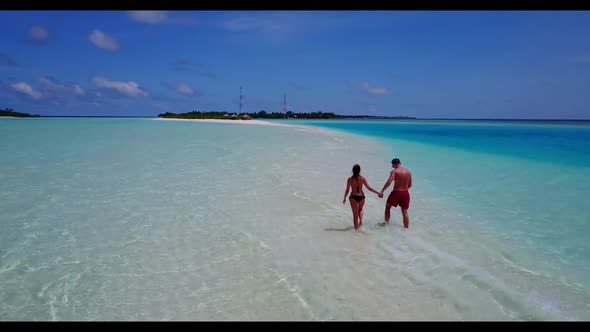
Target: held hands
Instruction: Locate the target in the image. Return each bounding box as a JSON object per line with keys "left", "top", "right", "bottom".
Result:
{"left": 378, "top": 191, "right": 384, "bottom": 198}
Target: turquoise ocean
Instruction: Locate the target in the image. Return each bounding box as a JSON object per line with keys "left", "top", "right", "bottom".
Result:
{"left": 1, "top": 117, "right": 589, "bottom": 320}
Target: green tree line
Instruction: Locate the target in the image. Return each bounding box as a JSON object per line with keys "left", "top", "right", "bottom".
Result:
{"left": 0, "top": 108, "right": 40, "bottom": 117}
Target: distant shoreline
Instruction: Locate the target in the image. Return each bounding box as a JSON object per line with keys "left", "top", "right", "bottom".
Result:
{"left": 154, "top": 117, "right": 298, "bottom": 127}
{"left": 4, "top": 115, "right": 590, "bottom": 122}
{"left": 157, "top": 111, "right": 417, "bottom": 120}
{"left": 0, "top": 109, "right": 40, "bottom": 118}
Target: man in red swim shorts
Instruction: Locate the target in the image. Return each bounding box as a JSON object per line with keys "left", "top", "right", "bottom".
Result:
{"left": 379, "top": 158, "right": 412, "bottom": 228}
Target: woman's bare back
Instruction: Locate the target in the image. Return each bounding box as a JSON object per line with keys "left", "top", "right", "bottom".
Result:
{"left": 348, "top": 176, "right": 365, "bottom": 197}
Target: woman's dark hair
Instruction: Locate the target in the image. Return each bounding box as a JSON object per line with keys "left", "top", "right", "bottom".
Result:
{"left": 352, "top": 164, "right": 361, "bottom": 178}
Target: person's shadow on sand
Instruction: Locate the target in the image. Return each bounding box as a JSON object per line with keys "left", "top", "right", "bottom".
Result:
{"left": 324, "top": 226, "right": 355, "bottom": 232}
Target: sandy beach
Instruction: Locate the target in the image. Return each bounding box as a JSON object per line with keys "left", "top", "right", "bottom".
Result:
{"left": 152, "top": 117, "right": 332, "bottom": 135}
{"left": 154, "top": 117, "right": 297, "bottom": 127}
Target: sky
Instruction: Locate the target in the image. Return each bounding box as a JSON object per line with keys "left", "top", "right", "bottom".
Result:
{"left": 1, "top": 10, "right": 590, "bottom": 119}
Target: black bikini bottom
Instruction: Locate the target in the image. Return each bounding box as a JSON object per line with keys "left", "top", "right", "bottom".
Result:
{"left": 349, "top": 195, "right": 365, "bottom": 203}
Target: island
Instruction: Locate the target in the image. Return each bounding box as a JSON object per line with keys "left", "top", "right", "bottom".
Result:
{"left": 0, "top": 108, "right": 40, "bottom": 117}
{"left": 158, "top": 111, "right": 416, "bottom": 120}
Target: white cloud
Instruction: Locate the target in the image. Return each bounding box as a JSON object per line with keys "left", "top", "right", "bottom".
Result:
{"left": 223, "top": 16, "right": 292, "bottom": 32}
{"left": 127, "top": 11, "right": 196, "bottom": 25}
{"left": 221, "top": 14, "right": 299, "bottom": 45}
{"left": 223, "top": 17, "right": 264, "bottom": 31}
{"left": 351, "top": 81, "right": 391, "bottom": 96}
{"left": 73, "top": 85, "right": 85, "bottom": 95}
{"left": 9, "top": 82, "right": 42, "bottom": 99}
{"left": 28, "top": 26, "right": 49, "bottom": 41}
{"left": 39, "top": 77, "right": 85, "bottom": 96}
{"left": 221, "top": 12, "right": 402, "bottom": 43}
{"left": 92, "top": 77, "right": 148, "bottom": 97}
{"left": 176, "top": 83, "right": 194, "bottom": 96}
{"left": 221, "top": 13, "right": 309, "bottom": 45}
{"left": 88, "top": 30, "right": 119, "bottom": 51}
{"left": 128, "top": 11, "right": 169, "bottom": 24}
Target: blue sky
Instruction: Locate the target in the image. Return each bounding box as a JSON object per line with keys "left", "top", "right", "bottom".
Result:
{"left": 1, "top": 10, "right": 590, "bottom": 119}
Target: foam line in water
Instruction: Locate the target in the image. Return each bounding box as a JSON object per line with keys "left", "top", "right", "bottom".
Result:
{"left": 272, "top": 270, "right": 317, "bottom": 320}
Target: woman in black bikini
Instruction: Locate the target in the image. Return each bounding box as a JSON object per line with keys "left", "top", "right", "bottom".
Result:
{"left": 342, "top": 164, "right": 381, "bottom": 230}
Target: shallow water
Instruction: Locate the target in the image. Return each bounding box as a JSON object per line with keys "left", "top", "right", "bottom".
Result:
{"left": 0, "top": 118, "right": 588, "bottom": 320}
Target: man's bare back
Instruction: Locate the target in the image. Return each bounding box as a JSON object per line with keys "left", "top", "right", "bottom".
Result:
{"left": 392, "top": 166, "right": 412, "bottom": 191}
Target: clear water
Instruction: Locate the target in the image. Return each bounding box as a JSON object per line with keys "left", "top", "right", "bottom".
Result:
{"left": 277, "top": 119, "right": 590, "bottom": 167}
{"left": 276, "top": 119, "right": 590, "bottom": 320}
{"left": 1, "top": 118, "right": 589, "bottom": 320}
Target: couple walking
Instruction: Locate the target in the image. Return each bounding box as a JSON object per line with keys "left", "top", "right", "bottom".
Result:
{"left": 342, "top": 158, "right": 412, "bottom": 230}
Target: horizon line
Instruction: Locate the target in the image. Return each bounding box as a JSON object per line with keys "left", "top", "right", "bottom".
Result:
{"left": 30, "top": 115, "right": 590, "bottom": 121}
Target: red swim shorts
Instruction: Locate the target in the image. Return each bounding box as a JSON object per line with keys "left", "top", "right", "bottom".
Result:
{"left": 387, "top": 190, "right": 410, "bottom": 210}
